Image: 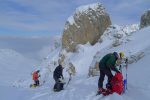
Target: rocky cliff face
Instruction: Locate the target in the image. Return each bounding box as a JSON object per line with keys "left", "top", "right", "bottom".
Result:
{"left": 62, "top": 3, "right": 111, "bottom": 52}
{"left": 140, "top": 9, "right": 150, "bottom": 28}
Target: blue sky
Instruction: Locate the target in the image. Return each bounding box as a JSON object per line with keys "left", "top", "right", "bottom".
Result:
{"left": 0, "top": 0, "right": 149, "bottom": 36}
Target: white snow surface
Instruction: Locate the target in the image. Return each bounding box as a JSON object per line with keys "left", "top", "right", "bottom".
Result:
{"left": 65, "top": 3, "right": 105, "bottom": 26}
{"left": 0, "top": 49, "right": 37, "bottom": 86}
{"left": 0, "top": 26, "right": 150, "bottom": 100}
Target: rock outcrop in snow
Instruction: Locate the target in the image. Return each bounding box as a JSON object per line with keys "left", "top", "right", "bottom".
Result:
{"left": 99, "top": 24, "right": 139, "bottom": 47}
{"left": 62, "top": 3, "right": 111, "bottom": 52}
{"left": 140, "top": 9, "right": 150, "bottom": 28}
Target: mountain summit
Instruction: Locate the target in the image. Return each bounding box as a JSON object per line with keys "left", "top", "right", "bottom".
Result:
{"left": 62, "top": 3, "right": 111, "bottom": 52}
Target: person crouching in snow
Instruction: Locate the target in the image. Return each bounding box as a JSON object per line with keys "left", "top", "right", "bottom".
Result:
{"left": 32, "top": 70, "right": 40, "bottom": 87}
{"left": 53, "top": 63, "right": 65, "bottom": 92}
{"left": 97, "top": 52, "right": 120, "bottom": 95}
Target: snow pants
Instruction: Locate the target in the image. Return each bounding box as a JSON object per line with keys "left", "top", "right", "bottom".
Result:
{"left": 98, "top": 68, "right": 113, "bottom": 89}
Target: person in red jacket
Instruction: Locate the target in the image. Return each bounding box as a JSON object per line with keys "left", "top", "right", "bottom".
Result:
{"left": 32, "top": 70, "right": 40, "bottom": 86}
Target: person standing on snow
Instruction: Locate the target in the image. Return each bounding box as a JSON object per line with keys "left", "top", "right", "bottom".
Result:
{"left": 53, "top": 63, "right": 65, "bottom": 92}
{"left": 97, "top": 52, "right": 120, "bottom": 94}
{"left": 32, "top": 70, "right": 40, "bottom": 87}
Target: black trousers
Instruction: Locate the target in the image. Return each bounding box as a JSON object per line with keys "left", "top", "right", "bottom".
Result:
{"left": 98, "top": 68, "right": 113, "bottom": 89}
{"left": 34, "top": 80, "right": 39, "bottom": 86}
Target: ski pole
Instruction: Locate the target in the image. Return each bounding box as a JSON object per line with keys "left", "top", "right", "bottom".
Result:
{"left": 125, "top": 58, "right": 128, "bottom": 90}
{"left": 123, "top": 59, "right": 128, "bottom": 93}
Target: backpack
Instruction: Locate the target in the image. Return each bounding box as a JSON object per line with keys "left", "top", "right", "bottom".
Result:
{"left": 110, "top": 73, "right": 124, "bottom": 95}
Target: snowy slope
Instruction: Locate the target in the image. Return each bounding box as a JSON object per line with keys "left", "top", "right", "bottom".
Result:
{"left": 0, "top": 49, "right": 38, "bottom": 86}
{"left": 0, "top": 49, "right": 39, "bottom": 100}
{"left": 0, "top": 26, "right": 150, "bottom": 100}
{"left": 16, "top": 26, "right": 149, "bottom": 100}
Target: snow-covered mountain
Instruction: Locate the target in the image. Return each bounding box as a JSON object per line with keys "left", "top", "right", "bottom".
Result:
{"left": 27, "top": 25, "right": 150, "bottom": 100}
{"left": 62, "top": 3, "right": 111, "bottom": 52}
{"left": 0, "top": 1, "right": 150, "bottom": 98}
{"left": 0, "top": 24, "right": 150, "bottom": 100}
{"left": 5, "top": 24, "right": 148, "bottom": 100}
{"left": 0, "top": 25, "right": 150, "bottom": 100}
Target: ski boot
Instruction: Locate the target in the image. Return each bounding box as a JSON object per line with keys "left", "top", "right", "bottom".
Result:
{"left": 96, "top": 88, "right": 106, "bottom": 96}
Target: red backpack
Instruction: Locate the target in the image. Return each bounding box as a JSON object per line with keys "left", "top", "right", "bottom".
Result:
{"left": 110, "top": 73, "right": 124, "bottom": 95}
